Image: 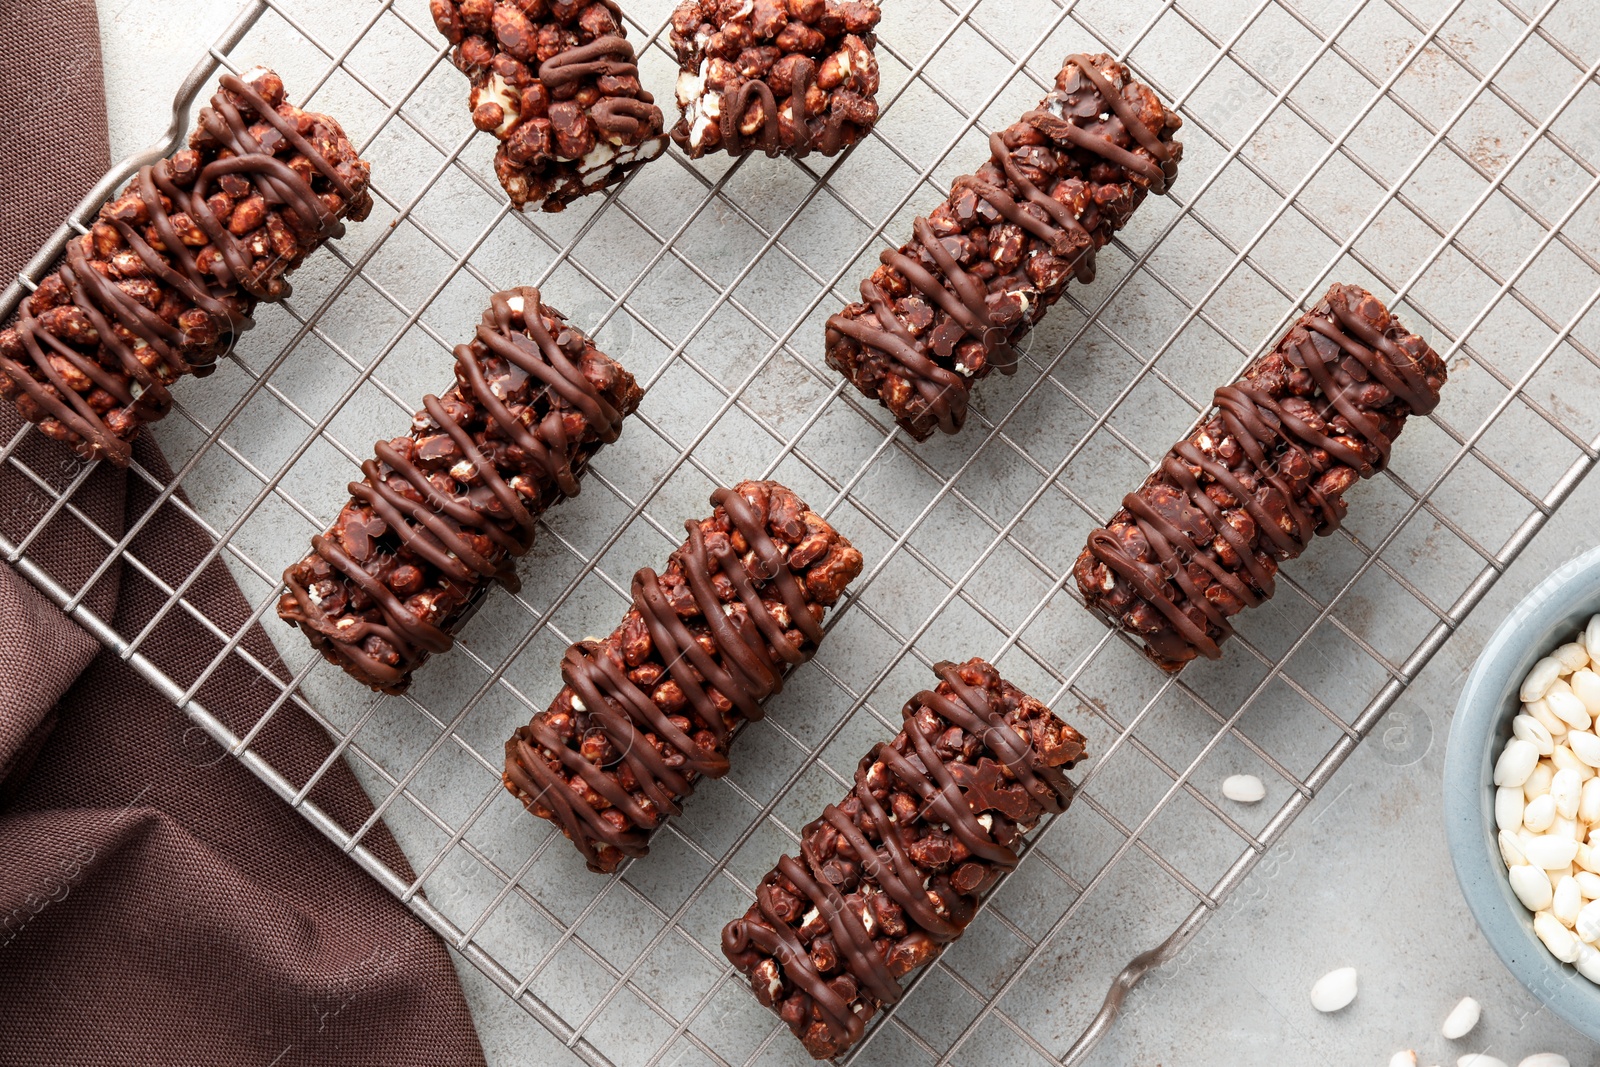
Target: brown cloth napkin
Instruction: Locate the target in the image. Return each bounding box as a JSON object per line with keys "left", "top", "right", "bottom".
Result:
{"left": 0, "top": 4, "right": 488, "bottom": 1065}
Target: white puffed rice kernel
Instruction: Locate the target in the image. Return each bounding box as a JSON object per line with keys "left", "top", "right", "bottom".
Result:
{"left": 1440, "top": 996, "right": 1481, "bottom": 1039}
{"left": 1536, "top": 909, "right": 1583, "bottom": 962}
{"left": 1572, "top": 669, "right": 1600, "bottom": 715}
{"left": 1496, "top": 787, "right": 1526, "bottom": 832}
{"left": 1553, "top": 768, "right": 1583, "bottom": 819}
{"left": 1581, "top": 777, "right": 1600, "bottom": 824}
{"left": 1555, "top": 875, "right": 1583, "bottom": 926}
{"left": 1554, "top": 642, "right": 1590, "bottom": 672}
{"left": 1221, "top": 774, "right": 1265, "bottom": 803}
{"left": 1528, "top": 699, "right": 1569, "bottom": 740}
{"left": 1513, "top": 713, "right": 1556, "bottom": 755}
{"left": 1523, "top": 793, "right": 1555, "bottom": 833}
{"left": 1567, "top": 730, "right": 1600, "bottom": 768}
{"left": 1510, "top": 865, "right": 1555, "bottom": 911}
{"left": 1309, "top": 966, "right": 1357, "bottom": 1012}
{"left": 1578, "top": 898, "right": 1600, "bottom": 943}
{"left": 1524, "top": 657, "right": 1564, "bottom": 702}
{"left": 1495, "top": 739, "right": 1540, "bottom": 787}
{"left": 1525, "top": 834, "right": 1580, "bottom": 869}
{"left": 1551, "top": 745, "right": 1595, "bottom": 780}
{"left": 1578, "top": 941, "right": 1600, "bottom": 983}
{"left": 1500, "top": 830, "right": 1529, "bottom": 868}
{"left": 1548, "top": 689, "right": 1591, "bottom": 730}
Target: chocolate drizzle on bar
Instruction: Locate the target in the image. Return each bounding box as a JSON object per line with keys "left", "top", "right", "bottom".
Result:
{"left": 1074, "top": 284, "right": 1448, "bottom": 671}
{"left": 719, "top": 58, "right": 848, "bottom": 157}
{"left": 503, "top": 480, "right": 863, "bottom": 873}
{"left": 0, "top": 68, "right": 371, "bottom": 464}
{"left": 721, "top": 658, "right": 1086, "bottom": 1059}
{"left": 430, "top": 0, "right": 667, "bottom": 211}
{"left": 669, "top": 0, "right": 881, "bottom": 160}
{"left": 278, "top": 287, "right": 642, "bottom": 692}
{"left": 540, "top": 34, "right": 662, "bottom": 142}
{"left": 824, "top": 53, "right": 1182, "bottom": 439}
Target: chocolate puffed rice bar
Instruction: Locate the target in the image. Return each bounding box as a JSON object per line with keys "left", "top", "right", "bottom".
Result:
{"left": 504, "top": 480, "right": 863, "bottom": 873}
{"left": 430, "top": 0, "right": 668, "bottom": 210}
{"left": 0, "top": 67, "right": 372, "bottom": 465}
{"left": 1073, "top": 283, "right": 1448, "bottom": 671}
{"left": 278, "top": 287, "right": 642, "bottom": 693}
{"left": 825, "top": 52, "right": 1181, "bottom": 439}
{"left": 669, "top": 0, "right": 881, "bottom": 158}
{"left": 722, "top": 657, "right": 1086, "bottom": 1059}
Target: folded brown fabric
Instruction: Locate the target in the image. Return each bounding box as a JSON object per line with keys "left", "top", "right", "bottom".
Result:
{"left": 1073, "top": 283, "right": 1448, "bottom": 670}
{"left": 0, "top": 1, "right": 110, "bottom": 287}
{"left": 721, "top": 658, "right": 1086, "bottom": 1058}
{"left": 0, "top": 425, "right": 489, "bottom": 1066}
{"left": 0, "top": 7, "right": 485, "bottom": 1064}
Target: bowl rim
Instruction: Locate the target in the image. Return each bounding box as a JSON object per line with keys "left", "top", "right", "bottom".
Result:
{"left": 1444, "top": 543, "right": 1600, "bottom": 1040}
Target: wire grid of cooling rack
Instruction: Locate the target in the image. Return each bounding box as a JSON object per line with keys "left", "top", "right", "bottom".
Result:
{"left": 4, "top": 0, "right": 1600, "bottom": 1062}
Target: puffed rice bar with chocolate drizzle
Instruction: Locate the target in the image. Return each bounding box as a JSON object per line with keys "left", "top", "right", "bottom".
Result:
{"left": 278, "top": 287, "right": 642, "bottom": 693}
{"left": 503, "top": 480, "right": 863, "bottom": 873}
{"left": 430, "top": 0, "right": 669, "bottom": 211}
{"left": 669, "top": 0, "right": 881, "bottom": 158}
{"left": 722, "top": 657, "right": 1086, "bottom": 1059}
{"left": 824, "top": 52, "right": 1181, "bottom": 439}
{"left": 1073, "top": 284, "right": 1448, "bottom": 671}
{"left": 0, "top": 67, "right": 372, "bottom": 465}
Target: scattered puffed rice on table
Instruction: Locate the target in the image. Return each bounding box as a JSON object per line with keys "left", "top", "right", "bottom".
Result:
{"left": 1491, "top": 615, "right": 1600, "bottom": 987}
{"left": 1441, "top": 996, "right": 1481, "bottom": 1039}
{"left": 1309, "top": 966, "right": 1357, "bottom": 1012}
{"left": 1222, "top": 773, "right": 1265, "bottom": 803}
{"left": 1515, "top": 1055, "right": 1570, "bottom": 1067}
{"left": 1389, "top": 1052, "right": 1418, "bottom": 1067}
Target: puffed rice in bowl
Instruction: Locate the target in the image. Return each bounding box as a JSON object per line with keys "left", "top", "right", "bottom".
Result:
{"left": 1446, "top": 545, "right": 1600, "bottom": 1041}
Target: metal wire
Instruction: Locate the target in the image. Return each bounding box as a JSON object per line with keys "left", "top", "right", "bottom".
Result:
{"left": 4, "top": 0, "right": 1599, "bottom": 1063}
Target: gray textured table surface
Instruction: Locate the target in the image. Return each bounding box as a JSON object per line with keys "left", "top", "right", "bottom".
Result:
{"left": 88, "top": 0, "right": 1600, "bottom": 1063}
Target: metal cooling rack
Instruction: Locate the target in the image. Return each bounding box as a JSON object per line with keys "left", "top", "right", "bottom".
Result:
{"left": 5, "top": 0, "right": 1600, "bottom": 1062}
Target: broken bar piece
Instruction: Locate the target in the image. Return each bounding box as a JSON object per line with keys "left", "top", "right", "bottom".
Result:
{"left": 669, "top": 0, "right": 882, "bottom": 159}
{"left": 0, "top": 67, "right": 373, "bottom": 465}
{"left": 503, "top": 479, "right": 863, "bottom": 873}
{"left": 429, "top": 0, "right": 668, "bottom": 210}
{"left": 824, "top": 52, "right": 1182, "bottom": 439}
{"left": 278, "top": 286, "right": 642, "bottom": 693}
{"left": 1073, "top": 283, "right": 1448, "bottom": 671}
{"left": 721, "top": 657, "right": 1086, "bottom": 1059}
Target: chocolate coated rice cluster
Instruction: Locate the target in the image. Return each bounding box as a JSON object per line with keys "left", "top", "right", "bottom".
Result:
{"left": 825, "top": 52, "right": 1181, "bottom": 439}
{"left": 669, "top": 0, "right": 881, "bottom": 158}
{"left": 1074, "top": 283, "right": 1448, "bottom": 670}
{"left": 279, "top": 286, "right": 641, "bottom": 692}
{"left": 722, "top": 657, "right": 1086, "bottom": 1058}
{"left": 504, "top": 479, "right": 862, "bottom": 872}
{"left": 430, "top": 0, "right": 668, "bottom": 210}
{"left": 0, "top": 67, "right": 372, "bottom": 464}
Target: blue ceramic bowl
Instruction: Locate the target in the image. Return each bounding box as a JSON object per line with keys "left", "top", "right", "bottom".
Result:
{"left": 1445, "top": 545, "right": 1600, "bottom": 1040}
